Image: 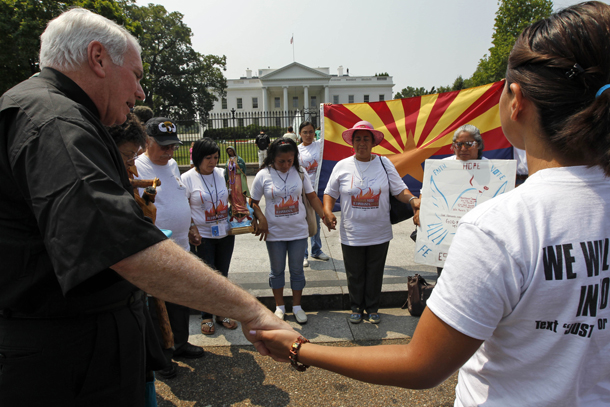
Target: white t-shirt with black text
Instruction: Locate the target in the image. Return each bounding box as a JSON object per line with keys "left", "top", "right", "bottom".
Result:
{"left": 427, "top": 166, "right": 610, "bottom": 407}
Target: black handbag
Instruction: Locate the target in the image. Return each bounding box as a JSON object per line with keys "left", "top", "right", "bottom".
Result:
{"left": 379, "top": 158, "right": 414, "bottom": 224}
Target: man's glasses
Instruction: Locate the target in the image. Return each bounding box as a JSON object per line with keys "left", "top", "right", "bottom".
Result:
{"left": 159, "top": 144, "right": 180, "bottom": 151}
{"left": 453, "top": 141, "right": 477, "bottom": 149}
{"left": 121, "top": 151, "right": 138, "bottom": 162}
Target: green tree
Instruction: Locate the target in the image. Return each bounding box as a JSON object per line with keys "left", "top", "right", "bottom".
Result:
{"left": 394, "top": 86, "right": 429, "bottom": 99}
{"left": 128, "top": 4, "right": 226, "bottom": 122}
{"left": 469, "top": 0, "right": 552, "bottom": 86}
{"left": 0, "top": 0, "right": 138, "bottom": 94}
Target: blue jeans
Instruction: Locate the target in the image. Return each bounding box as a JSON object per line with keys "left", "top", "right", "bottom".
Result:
{"left": 190, "top": 235, "right": 235, "bottom": 319}
{"left": 266, "top": 238, "right": 307, "bottom": 291}
{"left": 304, "top": 213, "right": 323, "bottom": 258}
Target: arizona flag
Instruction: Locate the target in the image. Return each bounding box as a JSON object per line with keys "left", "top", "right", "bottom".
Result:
{"left": 319, "top": 80, "right": 512, "bottom": 198}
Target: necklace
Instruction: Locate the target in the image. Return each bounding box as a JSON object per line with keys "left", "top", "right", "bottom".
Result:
{"left": 200, "top": 171, "right": 219, "bottom": 222}
{"left": 274, "top": 167, "right": 289, "bottom": 198}
{"left": 354, "top": 155, "right": 373, "bottom": 185}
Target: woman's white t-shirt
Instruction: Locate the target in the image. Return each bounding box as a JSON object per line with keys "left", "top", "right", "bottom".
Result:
{"left": 298, "top": 140, "right": 321, "bottom": 189}
{"left": 251, "top": 166, "right": 313, "bottom": 242}
{"left": 181, "top": 167, "right": 229, "bottom": 239}
{"left": 324, "top": 155, "right": 408, "bottom": 246}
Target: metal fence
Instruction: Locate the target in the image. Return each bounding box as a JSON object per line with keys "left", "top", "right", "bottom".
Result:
{"left": 172, "top": 108, "right": 320, "bottom": 165}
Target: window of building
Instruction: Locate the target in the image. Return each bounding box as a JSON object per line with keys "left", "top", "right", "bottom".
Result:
{"left": 348, "top": 95, "right": 354, "bottom": 104}
{"left": 275, "top": 117, "right": 282, "bottom": 127}
{"left": 379, "top": 94, "right": 385, "bottom": 101}
{"left": 238, "top": 118, "right": 244, "bottom": 127}
{"left": 208, "top": 121, "right": 213, "bottom": 129}
{"left": 253, "top": 118, "right": 259, "bottom": 126}
{"left": 221, "top": 97, "right": 227, "bottom": 110}
{"left": 364, "top": 95, "right": 369, "bottom": 103}
{"left": 310, "top": 96, "right": 317, "bottom": 108}
{"left": 252, "top": 97, "right": 258, "bottom": 109}
{"left": 333, "top": 95, "right": 339, "bottom": 104}
{"left": 237, "top": 98, "right": 243, "bottom": 109}
{"left": 292, "top": 96, "right": 299, "bottom": 108}
{"left": 274, "top": 97, "right": 280, "bottom": 108}
{"left": 222, "top": 119, "right": 228, "bottom": 128}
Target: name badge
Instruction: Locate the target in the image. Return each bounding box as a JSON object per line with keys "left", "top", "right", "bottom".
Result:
{"left": 211, "top": 223, "right": 226, "bottom": 237}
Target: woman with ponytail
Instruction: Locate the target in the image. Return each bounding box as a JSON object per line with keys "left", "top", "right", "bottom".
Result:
{"left": 250, "top": 3, "right": 610, "bottom": 405}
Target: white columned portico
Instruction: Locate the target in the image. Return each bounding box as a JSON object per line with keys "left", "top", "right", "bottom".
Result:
{"left": 283, "top": 86, "right": 289, "bottom": 112}
{"left": 324, "top": 85, "right": 330, "bottom": 103}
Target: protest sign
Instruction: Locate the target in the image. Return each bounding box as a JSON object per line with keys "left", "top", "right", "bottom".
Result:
{"left": 414, "top": 159, "right": 516, "bottom": 267}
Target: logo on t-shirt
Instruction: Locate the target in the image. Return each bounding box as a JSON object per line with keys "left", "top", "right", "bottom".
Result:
{"left": 351, "top": 188, "right": 381, "bottom": 209}
{"left": 205, "top": 199, "right": 229, "bottom": 223}
{"left": 304, "top": 159, "right": 318, "bottom": 176}
{"left": 274, "top": 195, "right": 300, "bottom": 217}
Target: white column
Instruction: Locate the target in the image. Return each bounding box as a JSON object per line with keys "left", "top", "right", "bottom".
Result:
{"left": 303, "top": 85, "right": 309, "bottom": 109}
{"left": 283, "top": 86, "right": 289, "bottom": 112}
{"left": 261, "top": 87, "right": 268, "bottom": 126}
{"left": 324, "top": 85, "right": 330, "bottom": 103}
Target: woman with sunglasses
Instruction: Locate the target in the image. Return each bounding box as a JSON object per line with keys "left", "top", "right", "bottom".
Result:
{"left": 250, "top": 3, "right": 610, "bottom": 405}
{"left": 445, "top": 124, "right": 486, "bottom": 161}
{"left": 250, "top": 137, "right": 326, "bottom": 324}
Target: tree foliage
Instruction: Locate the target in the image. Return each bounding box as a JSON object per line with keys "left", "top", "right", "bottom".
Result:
{"left": 127, "top": 4, "right": 226, "bottom": 122}
{"left": 0, "top": 0, "right": 226, "bottom": 122}
{"left": 0, "top": 0, "right": 138, "bottom": 95}
{"left": 469, "top": 0, "right": 552, "bottom": 86}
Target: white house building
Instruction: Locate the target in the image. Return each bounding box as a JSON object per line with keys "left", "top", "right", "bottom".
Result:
{"left": 210, "top": 62, "right": 395, "bottom": 115}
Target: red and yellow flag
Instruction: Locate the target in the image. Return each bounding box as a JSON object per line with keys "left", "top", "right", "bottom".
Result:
{"left": 319, "top": 80, "right": 512, "bottom": 197}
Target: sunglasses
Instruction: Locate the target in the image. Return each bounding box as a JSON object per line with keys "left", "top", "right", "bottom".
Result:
{"left": 453, "top": 141, "right": 477, "bottom": 149}
{"left": 159, "top": 144, "right": 180, "bottom": 151}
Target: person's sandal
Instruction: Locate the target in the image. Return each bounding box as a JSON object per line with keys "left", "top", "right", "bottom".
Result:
{"left": 348, "top": 313, "right": 362, "bottom": 324}
{"left": 215, "top": 317, "right": 238, "bottom": 330}
{"left": 201, "top": 319, "right": 215, "bottom": 335}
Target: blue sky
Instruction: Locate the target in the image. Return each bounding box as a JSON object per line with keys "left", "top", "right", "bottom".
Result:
{"left": 136, "top": 0, "right": 594, "bottom": 95}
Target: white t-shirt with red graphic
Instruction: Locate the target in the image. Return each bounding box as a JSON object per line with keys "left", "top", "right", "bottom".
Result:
{"left": 181, "top": 167, "right": 230, "bottom": 239}
{"left": 251, "top": 166, "right": 314, "bottom": 242}
{"left": 324, "top": 155, "right": 408, "bottom": 246}
{"left": 298, "top": 140, "right": 321, "bottom": 189}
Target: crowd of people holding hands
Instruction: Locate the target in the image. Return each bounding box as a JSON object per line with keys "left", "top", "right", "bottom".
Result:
{"left": 1, "top": 2, "right": 609, "bottom": 406}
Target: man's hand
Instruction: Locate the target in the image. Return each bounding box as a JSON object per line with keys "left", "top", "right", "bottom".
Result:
{"left": 249, "top": 328, "right": 301, "bottom": 362}
{"left": 242, "top": 313, "right": 298, "bottom": 356}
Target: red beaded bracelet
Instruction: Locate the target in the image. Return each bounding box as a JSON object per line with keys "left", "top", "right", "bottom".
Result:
{"left": 289, "top": 335, "right": 310, "bottom": 371}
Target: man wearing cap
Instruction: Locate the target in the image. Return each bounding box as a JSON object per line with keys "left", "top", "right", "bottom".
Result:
{"left": 135, "top": 117, "right": 204, "bottom": 378}
{"left": 0, "top": 8, "right": 291, "bottom": 406}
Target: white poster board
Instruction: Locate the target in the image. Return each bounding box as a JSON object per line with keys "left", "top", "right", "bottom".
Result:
{"left": 414, "top": 159, "right": 517, "bottom": 267}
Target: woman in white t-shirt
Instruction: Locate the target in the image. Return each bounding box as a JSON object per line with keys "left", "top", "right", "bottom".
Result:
{"left": 322, "top": 121, "right": 420, "bottom": 324}
{"left": 181, "top": 138, "right": 238, "bottom": 335}
{"left": 250, "top": 4, "right": 610, "bottom": 406}
{"left": 297, "top": 121, "right": 330, "bottom": 267}
{"left": 250, "top": 137, "right": 326, "bottom": 325}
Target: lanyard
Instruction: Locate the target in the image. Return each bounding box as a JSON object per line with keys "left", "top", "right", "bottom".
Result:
{"left": 274, "top": 167, "right": 289, "bottom": 199}
{"left": 200, "top": 171, "right": 219, "bottom": 220}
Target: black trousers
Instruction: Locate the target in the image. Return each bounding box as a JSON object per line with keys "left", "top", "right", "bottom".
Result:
{"left": 148, "top": 300, "right": 191, "bottom": 355}
{"left": 342, "top": 241, "right": 390, "bottom": 314}
{"left": 0, "top": 302, "right": 146, "bottom": 407}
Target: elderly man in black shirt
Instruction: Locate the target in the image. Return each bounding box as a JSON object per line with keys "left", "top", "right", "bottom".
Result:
{"left": 0, "top": 8, "right": 290, "bottom": 407}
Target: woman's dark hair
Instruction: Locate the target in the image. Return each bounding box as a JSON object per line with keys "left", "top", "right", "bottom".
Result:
{"left": 298, "top": 121, "right": 315, "bottom": 134}
{"left": 506, "top": 1, "right": 610, "bottom": 175}
{"left": 108, "top": 113, "right": 147, "bottom": 149}
{"left": 261, "top": 137, "right": 301, "bottom": 172}
{"left": 192, "top": 137, "right": 220, "bottom": 172}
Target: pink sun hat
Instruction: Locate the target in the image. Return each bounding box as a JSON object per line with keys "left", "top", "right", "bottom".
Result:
{"left": 341, "top": 120, "right": 385, "bottom": 146}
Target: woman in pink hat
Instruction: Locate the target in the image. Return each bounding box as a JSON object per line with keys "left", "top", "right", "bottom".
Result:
{"left": 321, "top": 121, "right": 420, "bottom": 324}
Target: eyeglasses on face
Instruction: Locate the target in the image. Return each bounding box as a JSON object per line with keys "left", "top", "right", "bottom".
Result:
{"left": 158, "top": 144, "right": 180, "bottom": 151}
{"left": 120, "top": 151, "right": 138, "bottom": 161}
{"left": 453, "top": 141, "right": 477, "bottom": 149}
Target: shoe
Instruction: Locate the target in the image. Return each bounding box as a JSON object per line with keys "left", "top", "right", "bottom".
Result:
{"left": 215, "top": 317, "right": 238, "bottom": 330}
{"left": 173, "top": 342, "right": 205, "bottom": 359}
{"left": 303, "top": 258, "right": 310, "bottom": 267}
{"left": 369, "top": 313, "right": 381, "bottom": 324}
{"left": 312, "top": 252, "right": 330, "bottom": 261}
{"left": 156, "top": 362, "right": 177, "bottom": 380}
{"left": 294, "top": 309, "right": 308, "bottom": 324}
{"left": 348, "top": 313, "right": 362, "bottom": 324}
{"left": 201, "top": 319, "right": 215, "bottom": 335}
{"left": 274, "top": 308, "right": 285, "bottom": 320}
